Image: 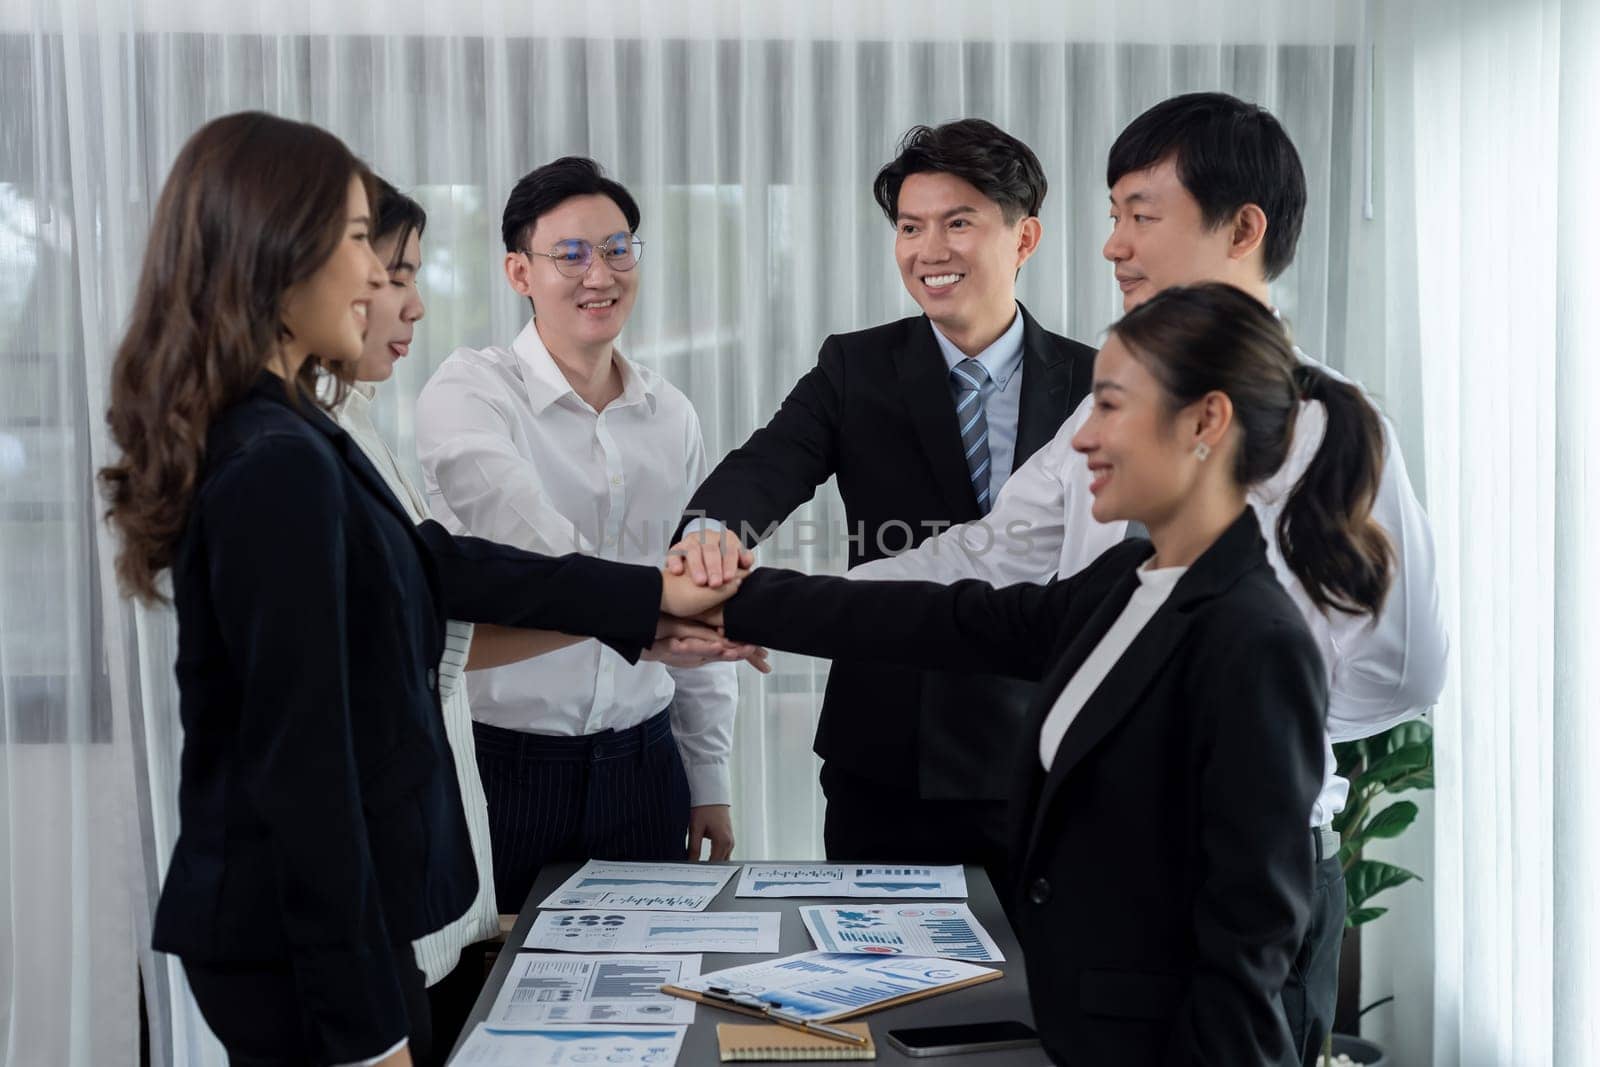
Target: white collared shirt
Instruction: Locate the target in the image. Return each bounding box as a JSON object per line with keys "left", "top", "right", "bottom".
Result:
{"left": 851, "top": 348, "right": 1449, "bottom": 827}
{"left": 928, "top": 309, "right": 1026, "bottom": 497}
{"left": 414, "top": 320, "right": 735, "bottom": 806}
{"left": 1039, "top": 560, "right": 1188, "bottom": 770}
{"left": 332, "top": 383, "right": 501, "bottom": 986}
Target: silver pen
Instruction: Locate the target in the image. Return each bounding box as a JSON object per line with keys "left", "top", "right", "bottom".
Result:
{"left": 703, "top": 986, "right": 869, "bottom": 1046}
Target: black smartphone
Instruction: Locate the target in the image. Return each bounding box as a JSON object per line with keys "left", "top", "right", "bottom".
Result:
{"left": 884, "top": 1020, "right": 1040, "bottom": 1057}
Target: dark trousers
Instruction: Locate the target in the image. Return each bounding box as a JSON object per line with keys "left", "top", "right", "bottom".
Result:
{"left": 819, "top": 762, "right": 1013, "bottom": 893}
{"left": 473, "top": 708, "right": 691, "bottom": 913}
{"left": 1282, "top": 846, "right": 1346, "bottom": 1065}
{"left": 183, "top": 940, "right": 428, "bottom": 1066}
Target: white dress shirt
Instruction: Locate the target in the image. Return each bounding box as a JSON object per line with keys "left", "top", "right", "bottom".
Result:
{"left": 1039, "top": 561, "right": 1187, "bottom": 770}
{"left": 929, "top": 309, "right": 1026, "bottom": 497}
{"left": 414, "top": 320, "right": 736, "bottom": 807}
{"left": 852, "top": 349, "right": 1449, "bottom": 827}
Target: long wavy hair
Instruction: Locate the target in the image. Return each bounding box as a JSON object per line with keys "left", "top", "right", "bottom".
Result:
{"left": 1111, "top": 283, "right": 1393, "bottom": 617}
{"left": 99, "top": 111, "right": 373, "bottom": 602}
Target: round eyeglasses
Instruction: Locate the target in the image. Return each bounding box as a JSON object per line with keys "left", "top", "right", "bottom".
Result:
{"left": 524, "top": 233, "right": 644, "bottom": 278}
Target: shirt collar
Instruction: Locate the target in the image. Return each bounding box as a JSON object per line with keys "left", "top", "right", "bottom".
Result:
{"left": 929, "top": 307, "right": 1026, "bottom": 391}
{"left": 511, "top": 317, "right": 658, "bottom": 415}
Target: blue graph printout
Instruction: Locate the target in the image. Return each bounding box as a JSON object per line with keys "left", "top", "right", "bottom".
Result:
{"left": 735, "top": 863, "right": 968, "bottom": 899}
{"left": 485, "top": 954, "right": 701, "bottom": 1025}
{"left": 453, "top": 1023, "right": 686, "bottom": 1066}
{"left": 539, "top": 860, "right": 738, "bottom": 911}
{"left": 523, "top": 910, "right": 782, "bottom": 954}
{"left": 799, "top": 904, "right": 1005, "bottom": 962}
{"left": 671, "top": 952, "right": 999, "bottom": 1022}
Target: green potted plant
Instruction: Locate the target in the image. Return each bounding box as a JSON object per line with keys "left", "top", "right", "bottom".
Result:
{"left": 1320, "top": 719, "right": 1434, "bottom": 1067}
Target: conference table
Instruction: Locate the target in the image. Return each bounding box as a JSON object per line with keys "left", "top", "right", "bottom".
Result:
{"left": 449, "top": 860, "right": 1047, "bottom": 1064}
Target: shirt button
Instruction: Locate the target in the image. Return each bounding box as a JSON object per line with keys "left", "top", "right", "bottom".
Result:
{"left": 425, "top": 668, "right": 438, "bottom": 692}
{"left": 1028, "top": 877, "right": 1051, "bottom": 905}
{"left": 611, "top": 475, "right": 623, "bottom": 486}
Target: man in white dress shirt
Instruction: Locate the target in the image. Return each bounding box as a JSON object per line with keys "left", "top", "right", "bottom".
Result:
{"left": 414, "top": 158, "right": 738, "bottom": 912}
{"left": 848, "top": 94, "right": 1450, "bottom": 1063}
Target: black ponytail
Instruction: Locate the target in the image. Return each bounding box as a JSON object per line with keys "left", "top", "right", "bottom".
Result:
{"left": 1110, "top": 284, "right": 1393, "bottom": 618}
{"left": 1278, "top": 365, "right": 1392, "bottom": 616}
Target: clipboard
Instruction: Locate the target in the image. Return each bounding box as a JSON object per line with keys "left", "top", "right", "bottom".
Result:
{"left": 661, "top": 963, "right": 1002, "bottom": 1024}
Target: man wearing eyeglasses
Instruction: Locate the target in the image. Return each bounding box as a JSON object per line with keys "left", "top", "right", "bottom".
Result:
{"left": 415, "top": 157, "right": 744, "bottom": 912}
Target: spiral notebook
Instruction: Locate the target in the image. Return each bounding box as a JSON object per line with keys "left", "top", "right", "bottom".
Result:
{"left": 717, "top": 1022, "right": 876, "bottom": 1061}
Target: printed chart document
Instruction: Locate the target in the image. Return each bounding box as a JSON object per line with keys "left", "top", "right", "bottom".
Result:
{"left": 538, "top": 860, "right": 737, "bottom": 911}
{"left": 736, "top": 863, "right": 968, "bottom": 899}
{"left": 799, "top": 904, "right": 1005, "bottom": 962}
{"left": 453, "top": 1023, "right": 686, "bottom": 1065}
{"left": 486, "top": 954, "right": 701, "bottom": 1025}
{"left": 523, "top": 910, "right": 782, "bottom": 954}
{"left": 665, "top": 952, "right": 999, "bottom": 1022}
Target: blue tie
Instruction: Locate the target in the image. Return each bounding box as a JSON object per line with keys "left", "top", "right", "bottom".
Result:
{"left": 951, "top": 358, "right": 993, "bottom": 513}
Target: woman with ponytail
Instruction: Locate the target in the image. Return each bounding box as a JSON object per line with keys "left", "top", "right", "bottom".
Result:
{"left": 99, "top": 112, "right": 737, "bottom": 1065}
{"left": 696, "top": 283, "right": 1391, "bottom": 1066}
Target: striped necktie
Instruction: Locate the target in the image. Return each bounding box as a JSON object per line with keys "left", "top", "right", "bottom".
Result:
{"left": 951, "top": 358, "right": 993, "bottom": 513}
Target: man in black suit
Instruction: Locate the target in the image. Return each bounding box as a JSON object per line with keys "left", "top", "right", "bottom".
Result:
{"left": 670, "top": 120, "right": 1108, "bottom": 876}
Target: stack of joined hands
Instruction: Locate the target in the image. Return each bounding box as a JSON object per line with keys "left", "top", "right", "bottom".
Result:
{"left": 654, "top": 528, "right": 762, "bottom": 671}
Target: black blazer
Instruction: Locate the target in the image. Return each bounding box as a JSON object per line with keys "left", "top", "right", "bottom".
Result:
{"left": 681, "top": 305, "right": 1094, "bottom": 798}
{"left": 152, "top": 376, "right": 662, "bottom": 1062}
{"left": 722, "top": 508, "right": 1326, "bottom": 1065}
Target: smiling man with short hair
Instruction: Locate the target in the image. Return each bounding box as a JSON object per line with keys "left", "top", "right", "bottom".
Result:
{"left": 672, "top": 120, "right": 1100, "bottom": 878}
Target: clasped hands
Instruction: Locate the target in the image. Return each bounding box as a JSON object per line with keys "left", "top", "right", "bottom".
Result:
{"left": 653, "top": 528, "right": 760, "bottom": 671}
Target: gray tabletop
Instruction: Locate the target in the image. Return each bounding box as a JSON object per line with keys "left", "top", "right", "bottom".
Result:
{"left": 449, "top": 861, "right": 1050, "bottom": 1065}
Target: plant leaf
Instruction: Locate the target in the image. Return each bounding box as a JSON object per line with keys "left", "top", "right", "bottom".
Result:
{"left": 1346, "top": 906, "right": 1388, "bottom": 928}
{"left": 1361, "top": 742, "right": 1432, "bottom": 786}
{"left": 1391, "top": 768, "right": 1435, "bottom": 792}
{"left": 1344, "top": 859, "right": 1419, "bottom": 909}
{"left": 1360, "top": 800, "right": 1418, "bottom": 841}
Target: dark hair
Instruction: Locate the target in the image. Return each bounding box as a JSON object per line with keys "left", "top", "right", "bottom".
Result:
{"left": 873, "top": 119, "right": 1047, "bottom": 225}
{"left": 372, "top": 177, "right": 427, "bottom": 270}
{"left": 501, "top": 156, "right": 641, "bottom": 253}
{"left": 99, "top": 111, "right": 373, "bottom": 602}
{"left": 1110, "top": 284, "right": 1392, "bottom": 617}
{"left": 1107, "top": 92, "right": 1306, "bottom": 281}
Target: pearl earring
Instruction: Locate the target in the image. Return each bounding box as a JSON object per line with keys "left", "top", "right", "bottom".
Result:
{"left": 1193, "top": 442, "right": 1211, "bottom": 462}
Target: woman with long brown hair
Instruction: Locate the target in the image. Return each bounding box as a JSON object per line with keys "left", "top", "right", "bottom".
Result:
{"left": 705, "top": 283, "right": 1393, "bottom": 1065}
{"left": 99, "top": 111, "right": 735, "bottom": 1066}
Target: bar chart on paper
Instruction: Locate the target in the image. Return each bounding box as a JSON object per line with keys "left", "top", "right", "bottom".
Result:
{"left": 800, "top": 904, "right": 1005, "bottom": 961}
{"left": 485, "top": 954, "right": 700, "bottom": 1026}
{"left": 667, "top": 952, "right": 999, "bottom": 1022}
{"left": 736, "top": 864, "right": 968, "bottom": 899}
{"left": 523, "top": 910, "right": 782, "bottom": 954}
{"left": 538, "top": 860, "right": 737, "bottom": 911}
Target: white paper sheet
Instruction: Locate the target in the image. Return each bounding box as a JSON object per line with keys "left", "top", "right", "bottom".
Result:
{"left": 538, "top": 860, "right": 738, "bottom": 911}
{"left": 736, "top": 863, "right": 969, "bottom": 899}
{"left": 453, "top": 1023, "right": 686, "bottom": 1065}
{"left": 799, "top": 904, "right": 1005, "bottom": 962}
{"left": 671, "top": 952, "right": 998, "bottom": 1022}
{"left": 486, "top": 954, "right": 700, "bottom": 1026}
{"left": 523, "top": 910, "right": 782, "bottom": 954}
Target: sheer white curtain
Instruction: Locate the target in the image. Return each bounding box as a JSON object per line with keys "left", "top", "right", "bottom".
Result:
{"left": 1, "top": 2, "right": 1374, "bottom": 1062}
{"left": 1369, "top": 0, "right": 1600, "bottom": 1062}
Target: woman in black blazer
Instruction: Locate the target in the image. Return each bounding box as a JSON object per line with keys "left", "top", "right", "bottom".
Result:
{"left": 98, "top": 112, "right": 739, "bottom": 1066}
{"left": 706, "top": 284, "right": 1394, "bottom": 1065}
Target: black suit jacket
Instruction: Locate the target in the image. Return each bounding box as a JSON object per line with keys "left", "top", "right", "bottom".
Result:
{"left": 681, "top": 305, "right": 1094, "bottom": 798}
{"left": 152, "top": 376, "right": 662, "bottom": 1062}
{"left": 722, "top": 508, "right": 1325, "bottom": 1065}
